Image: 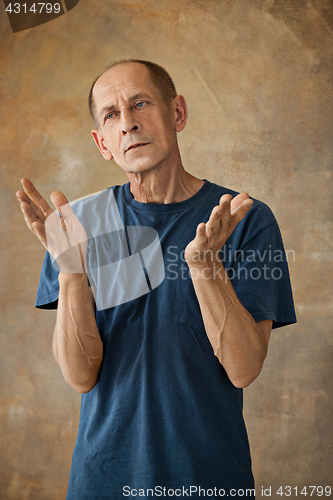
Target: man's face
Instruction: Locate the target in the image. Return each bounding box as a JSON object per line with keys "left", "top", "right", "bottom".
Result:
{"left": 91, "top": 63, "right": 180, "bottom": 175}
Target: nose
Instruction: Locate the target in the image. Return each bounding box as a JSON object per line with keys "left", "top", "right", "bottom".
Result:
{"left": 120, "top": 106, "right": 139, "bottom": 135}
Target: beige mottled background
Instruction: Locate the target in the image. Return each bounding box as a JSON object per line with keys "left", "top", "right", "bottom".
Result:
{"left": 1, "top": 0, "right": 332, "bottom": 498}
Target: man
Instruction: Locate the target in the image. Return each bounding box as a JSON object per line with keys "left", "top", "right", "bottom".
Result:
{"left": 17, "top": 59, "right": 296, "bottom": 499}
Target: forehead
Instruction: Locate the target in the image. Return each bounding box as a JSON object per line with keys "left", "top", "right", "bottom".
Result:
{"left": 93, "top": 63, "right": 158, "bottom": 111}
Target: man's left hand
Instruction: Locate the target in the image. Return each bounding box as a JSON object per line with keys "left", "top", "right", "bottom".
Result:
{"left": 185, "top": 193, "right": 253, "bottom": 267}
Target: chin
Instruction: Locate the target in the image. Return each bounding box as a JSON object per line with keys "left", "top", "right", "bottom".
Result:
{"left": 123, "top": 158, "right": 163, "bottom": 175}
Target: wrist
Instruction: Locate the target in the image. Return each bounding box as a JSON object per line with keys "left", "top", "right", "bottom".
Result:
{"left": 187, "top": 256, "right": 224, "bottom": 271}
{"left": 58, "top": 272, "right": 88, "bottom": 284}
{"left": 187, "top": 259, "right": 227, "bottom": 281}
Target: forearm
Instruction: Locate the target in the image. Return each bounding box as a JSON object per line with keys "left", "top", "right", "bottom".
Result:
{"left": 188, "top": 260, "right": 269, "bottom": 388}
{"left": 53, "top": 273, "right": 103, "bottom": 393}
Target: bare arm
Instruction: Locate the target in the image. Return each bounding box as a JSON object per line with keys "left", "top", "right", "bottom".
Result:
{"left": 52, "top": 273, "right": 103, "bottom": 393}
{"left": 185, "top": 193, "right": 272, "bottom": 388}
{"left": 16, "top": 179, "right": 103, "bottom": 393}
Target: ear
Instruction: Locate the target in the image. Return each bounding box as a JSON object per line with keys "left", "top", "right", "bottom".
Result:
{"left": 173, "top": 95, "right": 187, "bottom": 133}
{"left": 91, "top": 129, "right": 113, "bottom": 160}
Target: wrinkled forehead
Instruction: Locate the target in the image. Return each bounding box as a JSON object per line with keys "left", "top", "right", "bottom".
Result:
{"left": 93, "top": 63, "right": 158, "bottom": 110}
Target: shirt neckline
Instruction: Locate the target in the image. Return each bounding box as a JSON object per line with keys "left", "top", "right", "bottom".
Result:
{"left": 123, "top": 179, "right": 213, "bottom": 214}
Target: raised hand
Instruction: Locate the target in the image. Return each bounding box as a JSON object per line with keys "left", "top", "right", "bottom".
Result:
{"left": 185, "top": 193, "right": 253, "bottom": 267}
{"left": 16, "top": 178, "right": 88, "bottom": 273}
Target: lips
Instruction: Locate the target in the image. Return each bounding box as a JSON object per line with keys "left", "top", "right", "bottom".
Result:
{"left": 125, "top": 142, "right": 149, "bottom": 153}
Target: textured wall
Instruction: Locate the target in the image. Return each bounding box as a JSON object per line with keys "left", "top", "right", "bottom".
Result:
{"left": 1, "top": 0, "right": 332, "bottom": 498}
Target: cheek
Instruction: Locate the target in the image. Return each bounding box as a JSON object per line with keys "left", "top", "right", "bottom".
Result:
{"left": 160, "top": 124, "right": 176, "bottom": 149}
{"left": 153, "top": 118, "right": 174, "bottom": 143}
{"left": 104, "top": 130, "right": 119, "bottom": 154}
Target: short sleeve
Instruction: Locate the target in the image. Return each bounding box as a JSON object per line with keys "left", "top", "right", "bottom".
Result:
{"left": 227, "top": 205, "right": 296, "bottom": 330}
{"left": 35, "top": 251, "right": 59, "bottom": 309}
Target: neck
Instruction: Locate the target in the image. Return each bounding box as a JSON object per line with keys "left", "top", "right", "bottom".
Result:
{"left": 127, "top": 149, "right": 204, "bottom": 204}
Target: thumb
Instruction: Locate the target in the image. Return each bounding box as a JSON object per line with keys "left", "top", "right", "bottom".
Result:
{"left": 50, "top": 191, "right": 69, "bottom": 212}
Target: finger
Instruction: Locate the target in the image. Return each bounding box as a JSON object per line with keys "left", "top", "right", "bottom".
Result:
{"left": 16, "top": 189, "right": 46, "bottom": 223}
{"left": 219, "top": 194, "right": 233, "bottom": 208}
{"left": 218, "top": 194, "right": 233, "bottom": 225}
{"left": 50, "top": 192, "right": 71, "bottom": 237}
{"left": 32, "top": 221, "right": 47, "bottom": 247}
{"left": 209, "top": 195, "right": 232, "bottom": 224}
{"left": 196, "top": 222, "right": 207, "bottom": 242}
{"left": 50, "top": 190, "right": 70, "bottom": 212}
{"left": 16, "top": 189, "right": 31, "bottom": 203}
{"left": 230, "top": 198, "right": 253, "bottom": 229}
{"left": 230, "top": 192, "right": 251, "bottom": 213}
{"left": 20, "top": 202, "right": 47, "bottom": 247}
{"left": 20, "top": 200, "right": 42, "bottom": 232}
{"left": 206, "top": 205, "right": 223, "bottom": 237}
{"left": 21, "top": 178, "right": 54, "bottom": 218}
{"left": 206, "top": 195, "right": 232, "bottom": 236}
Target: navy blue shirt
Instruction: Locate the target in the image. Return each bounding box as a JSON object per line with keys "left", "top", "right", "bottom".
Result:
{"left": 36, "top": 180, "right": 296, "bottom": 499}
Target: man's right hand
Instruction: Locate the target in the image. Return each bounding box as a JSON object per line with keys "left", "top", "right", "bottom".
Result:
{"left": 16, "top": 178, "right": 88, "bottom": 274}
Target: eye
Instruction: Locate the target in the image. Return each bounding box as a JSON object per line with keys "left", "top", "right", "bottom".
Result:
{"left": 105, "top": 112, "right": 114, "bottom": 121}
{"left": 135, "top": 101, "right": 146, "bottom": 109}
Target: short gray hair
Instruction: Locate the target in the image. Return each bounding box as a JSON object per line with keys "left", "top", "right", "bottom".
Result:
{"left": 88, "top": 59, "right": 177, "bottom": 126}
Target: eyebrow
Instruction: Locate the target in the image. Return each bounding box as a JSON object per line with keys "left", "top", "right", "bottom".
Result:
{"left": 99, "top": 93, "right": 152, "bottom": 121}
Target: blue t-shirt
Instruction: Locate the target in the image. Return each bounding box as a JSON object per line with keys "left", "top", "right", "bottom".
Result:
{"left": 36, "top": 180, "right": 296, "bottom": 499}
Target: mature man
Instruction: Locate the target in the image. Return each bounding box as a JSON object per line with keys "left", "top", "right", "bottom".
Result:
{"left": 17, "top": 59, "right": 296, "bottom": 499}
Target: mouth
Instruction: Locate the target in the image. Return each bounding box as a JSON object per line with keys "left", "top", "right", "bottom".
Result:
{"left": 125, "top": 142, "right": 150, "bottom": 153}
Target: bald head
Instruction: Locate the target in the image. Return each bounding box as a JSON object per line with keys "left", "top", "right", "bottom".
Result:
{"left": 89, "top": 59, "right": 177, "bottom": 127}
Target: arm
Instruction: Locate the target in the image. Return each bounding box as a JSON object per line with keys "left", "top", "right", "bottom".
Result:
{"left": 52, "top": 273, "right": 103, "bottom": 393}
{"left": 16, "top": 178, "right": 103, "bottom": 393}
{"left": 185, "top": 193, "right": 272, "bottom": 388}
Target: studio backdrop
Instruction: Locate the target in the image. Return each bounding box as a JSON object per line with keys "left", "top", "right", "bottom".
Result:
{"left": 0, "top": 0, "right": 332, "bottom": 498}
